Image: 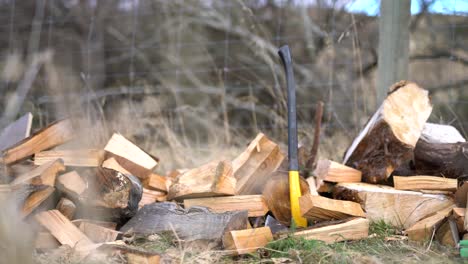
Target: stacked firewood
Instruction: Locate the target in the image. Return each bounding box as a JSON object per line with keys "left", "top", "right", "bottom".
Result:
{"left": 1, "top": 81, "right": 467, "bottom": 263}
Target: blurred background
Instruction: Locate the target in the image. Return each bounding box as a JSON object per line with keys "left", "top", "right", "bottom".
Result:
{"left": 0, "top": 0, "right": 467, "bottom": 172}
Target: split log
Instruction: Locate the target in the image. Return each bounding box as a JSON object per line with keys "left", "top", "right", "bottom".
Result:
{"left": 223, "top": 227, "right": 273, "bottom": 255}
{"left": 262, "top": 172, "right": 309, "bottom": 226}
{"left": 56, "top": 197, "right": 76, "bottom": 220}
{"left": 393, "top": 176, "right": 457, "bottom": 192}
{"left": 0, "top": 112, "right": 33, "bottom": 151}
{"left": 291, "top": 218, "right": 369, "bottom": 243}
{"left": 143, "top": 173, "right": 167, "bottom": 192}
{"left": 453, "top": 207, "right": 465, "bottom": 232}
{"left": 184, "top": 195, "right": 268, "bottom": 217}
{"left": 333, "top": 182, "right": 454, "bottom": 228}
{"left": 2, "top": 119, "right": 75, "bottom": 165}
{"left": 314, "top": 159, "right": 361, "bottom": 183}
{"left": 22, "top": 186, "right": 55, "bottom": 217}
{"left": 77, "top": 221, "right": 119, "bottom": 243}
{"left": 102, "top": 157, "right": 131, "bottom": 174}
{"left": 343, "top": 81, "right": 432, "bottom": 183}
{"left": 34, "top": 210, "right": 93, "bottom": 248}
{"left": 56, "top": 171, "right": 87, "bottom": 200}
{"left": 35, "top": 232, "right": 60, "bottom": 250}
{"left": 139, "top": 188, "right": 166, "bottom": 208}
{"left": 34, "top": 149, "right": 104, "bottom": 167}
{"left": 120, "top": 202, "right": 248, "bottom": 242}
{"left": 435, "top": 219, "right": 458, "bottom": 247}
{"left": 11, "top": 159, "right": 65, "bottom": 187}
{"left": 104, "top": 133, "right": 158, "bottom": 179}
{"left": 127, "top": 253, "right": 160, "bottom": 264}
{"left": 404, "top": 206, "right": 454, "bottom": 241}
{"left": 232, "top": 133, "right": 284, "bottom": 194}
{"left": 306, "top": 177, "right": 319, "bottom": 196}
{"left": 167, "top": 160, "right": 236, "bottom": 201}
{"left": 299, "top": 194, "right": 365, "bottom": 221}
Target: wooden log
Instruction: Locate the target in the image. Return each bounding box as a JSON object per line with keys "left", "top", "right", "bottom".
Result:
{"left": 299, "top": 194, "right": 365, "bottom": 221}
{"left": 393, "top": 176, "right": 457, "bottom": 192}
{"left": 184, "top": 195, "right": 268, "bottom": 217}
{"left": 262, "top": 172, "right": 309, "bottom": 226}
{"left": 404, "top": 206, "right": 454, "bottom": 241}
{"left": 56, "top": 171, "right": 87, "bottom": 199}
{"left": 78, "top": 221, "right": 119, "bottom": 243}
{"left": 2, "top": 119, "right": 75, "bottom": 165}
{"left": 139, "top": 188, "right": 167, "bottom": 208}
{"left": 71, "top": 219, "right": 117, "bottom": 230}
{"left": 306, "top": 177, "right": 319, "bottom": 196}
{"left": 22, "top": 186, "right": 55, "bottom": 217}
{"left": 0, "top": 112, "right": 33, "bottom": 152}
{"left": 291, "top": 218, "right": 369, "bottom": 244}
{"left": 34, "top": 210, "right": 93, "bottom": 248}
{"left": 34, "top": 149, "right": 104, "bottom": 167}
{"left": 453, "top": 207, "right": 465, "bottom": 232}
{"left": 343, "top": 82, "right": 432, "bottom": 183}
{"left": 120, "top": 202, "right": 248, "bottom": 242}
{"left": 11, "top": 159, "right": 65, "bottom": 187}
{"left": 435, "top": 219, "right": 458, "bottom": 247}
{"left": 223, "top": 227, "right": 273, "bottom": 255}
{"left": 56, "top": 197, "right": 76, "bottom": 220}
{"left": 104, "top": 133, "right": 158, "bottom": 179}
{"left": 333, "top": 182, "right": 454, "bottom": 228}
{"left": 35, "top": 231, "right": 60, "bottom": 250}
{"left": 127, "top": 253, "right": 160, "bottom": 264}
{"left": 167, "top": 160, "right": 236, "bottom": 201}
{"left": 232, "top": 133, "right": 285, "bottom": 194}
{"left": 313, "top": 159, "right": 361, "bottom": 183}
{"left": 102, "top": 157, "right": 131, "bottom": 174}
{"left": 143, "top": 173, "right": 167, "bottom": 192}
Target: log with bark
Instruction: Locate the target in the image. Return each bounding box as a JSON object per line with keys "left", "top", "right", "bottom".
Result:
{"left": 343, "top": 81, "right": 432, "bottom": 183}
{"left": 120, "top": 202, "right": 248, "bottom": 243}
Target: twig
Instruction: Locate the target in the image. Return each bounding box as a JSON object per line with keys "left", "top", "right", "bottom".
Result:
{"left": 306, "top": 101, "right": 324, "bottom": 173}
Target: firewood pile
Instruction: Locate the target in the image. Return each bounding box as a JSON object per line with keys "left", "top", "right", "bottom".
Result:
{"left": 1, "top": 81, "right": 468, "bottom": 262}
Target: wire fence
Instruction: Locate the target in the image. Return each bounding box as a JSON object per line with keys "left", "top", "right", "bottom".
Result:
{"left": 1, "top": 0, "right": 468, "bottom": 166}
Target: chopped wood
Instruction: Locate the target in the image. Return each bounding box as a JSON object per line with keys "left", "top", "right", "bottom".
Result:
{"left": 104, "top": 133, "right": 158, "bottom": 179}
{"left": 314, "top": 159, "right": 362, "bottom": 183}
{"left": 184, "top": 195, "right": 268, "bottom": 217}
{"left": 0, "top": 112, "right": 33, "bottom": 152}
{"left": 56, "top": 171, "right": 87, "bottom": 199}
{"left": 291, "top": 218, "right": 369, "bottom": 244}
{"left": 144, "top": 173, "right": 167, "bottom": 192}
{"left": 414, "top": 140, "right": 468, "bottom": 179}
{"left": 333, "top": 182, "right": 454, "bottom": 228}
{"left": 2, "top": 119, "right": 75, "bottom": 165}
{"left": 453, "top": 207, "right": 465, "bottom": 232}
{"left": 102, "top": 157, "right": 131, "bottom": 175}
{"left": 167, "top": 160, "right": 236, "bottom": 201}
{"left": 262, "top": 172, "right": 309, "bottom": 226}
{"left": 316, "top": 180, "right": 334, "bottom": 193}
{"left": 139, "top": 188, "right": 167, "bottom": 208}
{"left": 223, "top": 227, "right": 273, "bottom": 255}
{"left": 299, "top": 194, "right": 365, "bottom": 221}
{"left": 120, "top": 202, "right": 248, "bottom": 242}
{"left": 343, "top": 81, "right": 432, "bottom": 183}
{"left": 435, "top": 219, "right": 458, "bottom": 247}
{"left": 71, "top": 219, "right": 117, "bottom": 230}
{"left": 232, "top": 133, "right": 284, "bottom": 194}
{"left": 404, "top": 206, "right": 454, "bottom": 241}
{"left": 78, "top": 221, "right": 119, "bottom": 243}
{"left": 393, "top": 176, "right": 457, "bottom": 192}
{"left": 35, "top": 231, "right": 60, "bottom": 250}
{"left": 22, "top": 186, "right": 55, "bottom": 217}
{"left": 306, "top": 177, "right": 319, "bottom": 196}
{"left": 11, "top": 159, "right": 65, "bottom": 187}
{"left": 56, "top": 197, "right": 76, "bottom": 220}
{"left": 127, "top": 253, "right": 160, "bottom": 264}
{"left": 34, "top": 210, "right": 93, "bottom": 248}
{"left": 34, "top": 149, "right": 104, "bottom": 167}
